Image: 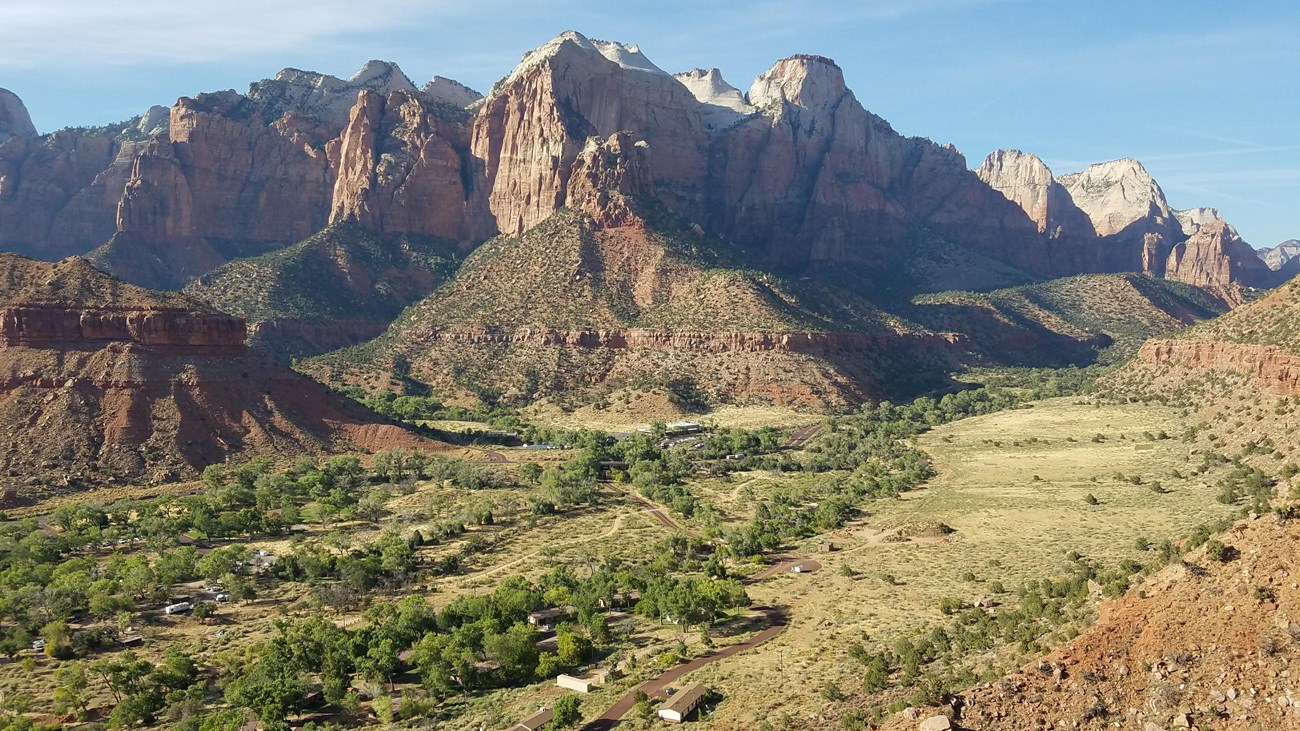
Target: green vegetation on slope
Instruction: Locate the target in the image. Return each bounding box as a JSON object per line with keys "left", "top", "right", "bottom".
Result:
{"left": 185, "top": 223, "right": 460, "bottom": 323}
{"left": 910, "top": 273, "right": 1224, "bottom": 364}
{"left": 1172, "top": 276, "right": 1300, "bottom": 351}
{"left": 381, "top": 209, "right": 891, "bottom": 333}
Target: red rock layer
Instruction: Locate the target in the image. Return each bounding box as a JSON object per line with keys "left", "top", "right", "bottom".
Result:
{"left": 1, "top": 304, "right": 246, "bottom": 347}
{"left": 1137, "top": 338, "right": 1300, "bottom": 396}
{"left": 407, "top": 325, "right": 964, "bottom": 354}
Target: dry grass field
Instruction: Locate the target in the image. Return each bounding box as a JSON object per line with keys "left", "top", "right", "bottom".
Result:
{"left": 654, "top": 398, "right": 1243, "bottom": 729}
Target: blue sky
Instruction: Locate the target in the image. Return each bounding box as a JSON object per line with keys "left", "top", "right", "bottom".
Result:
{"left": 2, "top": 0, "right": 1296, "bottom": 246}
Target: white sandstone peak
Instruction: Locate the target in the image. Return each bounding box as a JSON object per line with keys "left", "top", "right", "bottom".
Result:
{"left": 136, "top": 105, "right": 170, "bottom": 137}
{"left": 1058, "top": 158, "right": 1172, "bottom": 237}
{"left": 1174, "top": 206, "right": 1223, "bottom": 236}
{"left": 674, "top": 68, "right": 755, "bottom": 131}
{"left": 261, "top": 61, "right": 416, "bottom": 127}
{"left": 748, "top": 55, "right": 848, "bottom": 112}
{"left": 421, "top": 76, "right": 483, "bottom": 108}
{"left": 500, "top": 31, "right": 669, "bottom": 91}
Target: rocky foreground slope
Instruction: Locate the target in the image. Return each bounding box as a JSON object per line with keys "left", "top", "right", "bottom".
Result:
{"left": 0, "top": 32, "right": 1280, "bottom": 300}
{"left": 882, "top": 512, "right": 1300, "bottom": 731}
{"left": 0, "top": 254, "right": 436, "bottom": 503}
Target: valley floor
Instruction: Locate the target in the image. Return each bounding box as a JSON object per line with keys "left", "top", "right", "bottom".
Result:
{"left": 2, "top": 394, "right": 1285, "bottom": 731}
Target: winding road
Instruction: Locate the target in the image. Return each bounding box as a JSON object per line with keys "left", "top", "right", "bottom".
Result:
{"left": 577, "top": 557, "right": 820, "bottom": 729}
{"left": 581, "top": 606, "right": 788, "bottom": 731}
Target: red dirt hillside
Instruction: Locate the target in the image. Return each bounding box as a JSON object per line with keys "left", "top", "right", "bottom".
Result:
{"left": 0, "top": 254, "right": 441, "bottom": 503}
{"left": 881, "top": 513, "right": 1300, "bottom": 731}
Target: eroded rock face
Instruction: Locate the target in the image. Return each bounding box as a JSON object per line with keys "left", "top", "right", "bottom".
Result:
{"left": 0, "top": 254, "right": 440, "bottom": 497}
{"left": 976, "top": 150, "right": 1094, "bottom": 238}
{"left": 673, "top": 68, "right": 754, "bottom": 131}
{"left": 565, "top": 132, "right": 654, "bottom": 227}
{"left": 0, "top": 129, "right": 138, "bottom": 260}
{"left": 1058, "top": 158, "right": 1175, "bottom": 238}
{"left": 472, "top": 30, "right": 708, "bottom": 235}
{"left": 0, "top": 304, "right": 246, "bottom": 347}
{"left": 1137, "top": 338, "right": 1300, "bottom": 396}
{"left": 0, "top": 35, "right": 1280, "bottom": 300}
{"left": 328, "top": 89, "right": 490, "bottom": 242}
{"left": 1164, "top": 220, "right": 1271, "bottom": 304}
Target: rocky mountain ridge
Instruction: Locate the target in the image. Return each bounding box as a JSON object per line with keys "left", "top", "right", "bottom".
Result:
{"left": 0, "top": 32, "right": 1283, "bottom": 299}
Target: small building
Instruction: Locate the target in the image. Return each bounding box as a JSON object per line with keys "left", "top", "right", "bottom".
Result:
{"left": 658, "top": 684, "right": 708, "bottom": 724}
{"left": 527, "top": 606, "right": 574, "bottom": 631}
{"left": 119, "top": 634, "right": 144, "bottom": 647}
{"left": 665, "top": 422, "right": 702, "bottom": 435}
{"left": 507, "top": 707, "right": 553, "bottom": 731}
{"left": 817, "top": 540, "right": 836, "bottom": 553}
{"left": 556, "top": 673, "right": 601, "bottom": 693}
{"left": 598, "top": 590, "right": 641, "bottom": 609}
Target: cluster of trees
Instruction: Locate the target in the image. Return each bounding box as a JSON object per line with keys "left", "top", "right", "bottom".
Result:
{"left": 52, "top": 649, "right": 201, "bottom": 727}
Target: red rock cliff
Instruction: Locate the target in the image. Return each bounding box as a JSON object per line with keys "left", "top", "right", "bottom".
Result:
{"left": 1137, "top": 338, "right": 1300, "bottom": 396}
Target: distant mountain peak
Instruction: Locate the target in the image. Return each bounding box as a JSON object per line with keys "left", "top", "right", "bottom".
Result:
{"left": 499, "top": 30, "right": 669, "bottom": 92}
{"left": 421, "top": 76, "right": 482, "bottom": 108}
{"left": 0, "top": 87, "right": 37, "bottom": 142}
{"left": 1058, "top": 157, "right": 1172, "bottom": 237}
{"left": 674, "top": 67, "right": 755, "bottom": 131}
{"left": 748, "top": 54, "right": 849, "bottom": 111}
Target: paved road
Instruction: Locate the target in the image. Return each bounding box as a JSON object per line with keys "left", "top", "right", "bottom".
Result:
{"left": 581, "top": 606, "right": 787, "bottom": 730}
{"left": 626, "top": 492, "right": 684, "bottom": 532}
{"left": 748, "top": 556, "right": 822, "bottom": 582}
{"left": 782, "top": 423, "right": 823, "bottom": 449}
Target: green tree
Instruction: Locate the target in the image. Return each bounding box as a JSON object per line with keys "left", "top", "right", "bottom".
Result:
{"left": 53, "top": 662, "right": 90, "bottom": 719}
{"left": 548, "top": 694, "right": 582, "bottom": 729}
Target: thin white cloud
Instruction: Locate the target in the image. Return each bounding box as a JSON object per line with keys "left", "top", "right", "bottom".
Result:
{"left": 0, "top": 0, "right": 478, "bottom": 68}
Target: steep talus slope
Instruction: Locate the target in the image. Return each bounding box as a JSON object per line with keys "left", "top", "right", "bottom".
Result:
{"left": 910, "top": 274, "right": 1225, "bottom": 366}
{"left": 0, "top": 254, "right": 439, "bottom": 502}
{"left": 1127, "top": 276, "right": 1300, "bottom": 397}
{"left": 306, "top": 201, "right": 956, "bottom": 408}
{"left": 184, "top": 223, "right": 461, "bottom": 358}
{"left": 882, "top": 514, "right": 1300, "bottom": 731}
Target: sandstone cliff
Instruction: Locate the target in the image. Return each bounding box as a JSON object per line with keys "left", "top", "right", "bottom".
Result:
{"left": 471, "top": 31, "right": 709, "bottom": 235}
{"left": 328, "top": 88, "right": 491, "bottom": 241}
{"left": 1163, "top": 219, "right": 1271, "bottom": 305}
{"left": 1, "top": 38, "right": 1276, "bottom": 300}
{"left": 975, "top": 149, "right": 1094, "bottom": 238}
